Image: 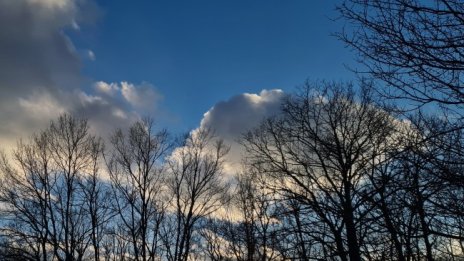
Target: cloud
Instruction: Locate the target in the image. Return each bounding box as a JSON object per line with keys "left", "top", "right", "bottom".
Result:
{"left": 18, "top": 93, "right": 67, "bottom": 119}
{"left": 95, "top": 81, "right": 119, "bottom": 96}
{"left": 69, "top": 89, "right": 139, "bottom": 138}
{"left": 120, "top": 81, "right": 163, "bottom": 111}
{"left": 0, "top": 0, "right": 80, "bottom": 96}
{"left": 0, "top": 0, "right": 161, "bottom": 152}
{"left": 93, "top": 81, "right": 162, "bottom": 112}
{"left": 74, "top": 81, "right": 163, "bottom": 136}
{"left": 0, "top": 0, "right": 82, "bottom": 150}
{"left": 194, "top": 89, "right": 287, "bottom": 176}
{"left": 200, "top": 90, "right": 286, "bottom": 140}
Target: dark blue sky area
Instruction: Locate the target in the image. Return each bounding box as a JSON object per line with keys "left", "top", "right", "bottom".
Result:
{"left": 75, "top": 0, "right": 355, "bottom": 131}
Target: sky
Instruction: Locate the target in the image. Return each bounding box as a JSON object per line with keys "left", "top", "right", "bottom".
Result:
{"left": 0, "top": 0, "right": 355, "bottom": 156}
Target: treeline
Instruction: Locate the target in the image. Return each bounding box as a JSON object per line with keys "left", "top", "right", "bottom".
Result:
{"left": 0, "top": 114, "right": 226, "bottom": 260}
{"left": 0, "top": 82, "right": 463, "bottom": 261}
{"left": 2, "top": 0, "right": 464, "bottom": 260}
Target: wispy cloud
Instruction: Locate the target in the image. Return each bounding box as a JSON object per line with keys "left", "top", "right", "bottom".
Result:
{"left": 87, "top": 50, "right": 96, "bottom": 61}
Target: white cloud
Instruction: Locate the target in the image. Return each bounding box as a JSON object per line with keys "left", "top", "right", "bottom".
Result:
{"left": 193, "top": 89, "right": 287, "bottom": 176}
{"left": 112, "top": 108, "right": 128, "bottom": 119}
{"left": 67, "top": 81, "right": 164, "bottom": 142}
{"left": 93, "top": 80, "right": 163, "bottom": 113}
{"left": 94, "top": 81, "right": 119, "bottom": 96}
{"left": 200, "top": 89, "right": 285, "bottom": 139}
{"left": 18, "top": 93, "right": 66, "bottom": 118}
{"left": 120, "top": 81, "right": 162, "bottom": 111}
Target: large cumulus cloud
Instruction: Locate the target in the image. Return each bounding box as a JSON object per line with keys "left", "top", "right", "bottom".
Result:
{"left": 196, "top": 89, "right": 287, "bottom": 176}
{"left": 0, "top": 0, "right": 161, "bottom": 151}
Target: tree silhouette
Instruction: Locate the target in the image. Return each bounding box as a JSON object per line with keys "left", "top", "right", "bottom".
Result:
{"left": 338, "top": 0, "right": 464, "bottom": 110}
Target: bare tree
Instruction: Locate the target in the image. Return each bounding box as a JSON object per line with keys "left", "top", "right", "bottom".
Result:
{"left": 243, "top": 82, "right": 398, "bottom": 261}
{"left": 338, "top": 0, "right": 464, "bottom": 110}
{"left": 338, "top": 2, "right": 464, "bottom": 258}
{"left": 400, "top": 114, "right": 464, "bottom": 259}
{"left": 0, "top": 133, "right": 55, "bottom": 261}
{"left": 203, "top": 169, "right": 283, "bottom": 261}
{"left": 107, "top": 119, "right": 170, "bottom": 261}
{"left": 79, "top": 142, "right": 112, "bottom": 261}
{"left": 230, "top": 171, "right": 277, "bottom": 261}
{"left": 0, "top": 114, "right": 105, "bottom": 260}
{"left": 164, "top": 128, "right": 229, "bottom": 261}
{"left": 48, "top": 114, "right": 104, "bottom": 260}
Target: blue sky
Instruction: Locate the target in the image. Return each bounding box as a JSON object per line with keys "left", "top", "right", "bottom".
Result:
{"left": 73, "top": 0, "right": 355, "bottom": 131}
